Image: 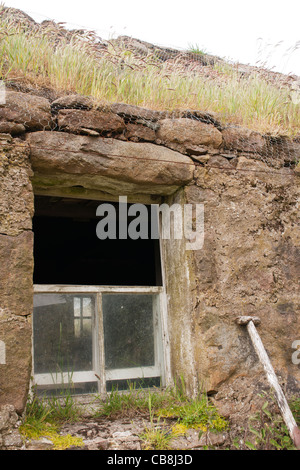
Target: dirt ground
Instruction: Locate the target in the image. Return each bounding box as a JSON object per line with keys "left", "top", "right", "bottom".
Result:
{"left": 23, "top": 415, "right": 229, "bottom": 451}
{"left": 3, "top": 374, "right": 296, "bottom": 451}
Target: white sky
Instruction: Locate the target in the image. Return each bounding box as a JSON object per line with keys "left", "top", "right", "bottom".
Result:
{"left": 2, "top": 0, "right": 300, "bottom": 75}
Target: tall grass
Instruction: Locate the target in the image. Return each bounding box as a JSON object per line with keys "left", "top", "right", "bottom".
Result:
{"left": 19, "top": 388, "right": 85, "bottom": 449}
{"left": 0, "top": 8, "right": 299, "bottom": 135}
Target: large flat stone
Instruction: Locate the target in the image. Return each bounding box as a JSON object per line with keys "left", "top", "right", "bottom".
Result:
{"left": 51, "top": 94, "right": 95, "bottom": 112}
{"left": 27, "top": 131, "right": 195, "bottom": 196}
{"left": 110, "top": 103, "right": 165, "bottom": 121}
{"left": 57, "top": 109, "right": 125, "bottom": 134}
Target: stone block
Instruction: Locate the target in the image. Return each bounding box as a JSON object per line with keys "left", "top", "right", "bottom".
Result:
{"left": 0, "top": 91, "right": 53, "bottom": 131}
{"left": 157, "top": 118, "right": 223, "bottom": 149}
{"left": 222, "top": 125, "right": 265, "bottom": 153}
{"left": 57, "top": 109, "right": 125, "bottom": 134}
{"left": 27, "top": 131, "right": 195, "bottom": 196}
{"left": 0, "top": 232, "right": 34, "bottom": 316}
{"left": 0, "top": 316, "right": 32, "bottom": 413}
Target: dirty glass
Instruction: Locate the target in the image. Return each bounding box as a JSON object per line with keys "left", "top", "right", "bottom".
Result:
{"left": 33, "top": 294, "right": 95, "bottom": 376}
{"left": 102, "top": 294, "right": 155, "bottom": 370}
{"left": 106, "top": 377, "right": 161, "bottom": 392}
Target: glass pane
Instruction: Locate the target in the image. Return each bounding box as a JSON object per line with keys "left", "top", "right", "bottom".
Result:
{"left": 35, "top": 382, "right": 99, "bottom": 397}
{"left": 33, "top": 294, "right": 95, "bottom": 376}
{"left": 102, "top": 294, "right": 155, "bottom": 370}
{"left": 106, "top": 377, "right": 161, "bottom": 392}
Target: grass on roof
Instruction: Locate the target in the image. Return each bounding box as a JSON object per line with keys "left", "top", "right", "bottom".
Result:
{"left": 0, "top": 7, "right": 299, "bottom": 136}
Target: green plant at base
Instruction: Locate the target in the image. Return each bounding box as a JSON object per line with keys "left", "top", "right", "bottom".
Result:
{"left": 20, "top": 387, "right": 84, "bottom": 450}
{"left": 93, "top": 380, "right": 228, "bottom": 450}
{"left": 46, "top": 390, "right": 82, "bottom": 423}
{"left": 157, "top": 392, "right": 228, "bottom": 435}
{"left": 245, "top": 393, "right": 300, "bottom": 450}
{"left": 140, "top": 421, "right": 173, "bottom": 451}
{"left": 94, "top": 382, "right": 175, "bottom": 419}
{"left": 20, "top": 420, "right": 84, "bottom": 450}
{"left": 19, "top": 392, "right": 56, "bottom": 440}
{"left": 140, "top": 393, "right": 173, "bottom": 450}
{"left": 290, "top": 396, "right": 300, "bottom": 423}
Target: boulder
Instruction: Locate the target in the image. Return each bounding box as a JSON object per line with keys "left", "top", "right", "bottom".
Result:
{"left": 206, "top": 155, "right": 234, "bottom": 169}
{"left": 179, "top": 110, "right": 223, "bottom": 130}
{"left": 263, "top": 135, "right": 300, "bottom": 165}
{"left": 0, "top": 405, "right": 23, "bottom": 450}
{"left": 57, "top": 109, "right": 125, "bottom": 135}
{"left": 125, "top": 122, "right": 156, "bottom": 142}
{"left": 0, "top": 91, "right": 53, "bottom": 131}
{"left": 222, "top": 125, "right": 265, "bottom": 153}
{"left": 27, "top": 131, "right": 195, "bottom": 196}
{"left": 0, "top": 405, "right": 19, "bottom": 433}
{"left": 51, "top": 94, "right": 95, "bottom": 112}
{"left": 157, "top": 118, "right": 223, "bottom": 150}
{"left": 110, "top": 103, "right": 164, "bottom": 122}
{"left": 0, "top": 121, "right": 25, "bottom": 135}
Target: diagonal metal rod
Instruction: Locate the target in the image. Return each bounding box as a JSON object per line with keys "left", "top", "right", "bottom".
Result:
{"left": 236, "top": 316, "right": 300, "bottom": 450}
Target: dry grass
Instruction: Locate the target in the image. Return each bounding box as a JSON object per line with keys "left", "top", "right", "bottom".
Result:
{"left": 0, "top": 6, "right": 299, "bottom": 135}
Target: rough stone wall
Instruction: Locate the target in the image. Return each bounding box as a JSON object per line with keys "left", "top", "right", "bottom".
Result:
{"left": 0, "top": 405, "right": 23, "bottom": 449}
{"left": 190, "top": 160, "right": 300, "bottom": 396}
{"left": 0, "top": 88, "right": 299, "bottom": 412}
{"left": 164, "top": 161, "right": 300, "bottom": 397}
{"left": 0, "top": 134, "right": 34, "bottom": 413}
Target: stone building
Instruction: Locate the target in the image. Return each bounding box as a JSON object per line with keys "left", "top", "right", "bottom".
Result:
{"left": 0, "top": 87, "right": 299, "bottom": 415}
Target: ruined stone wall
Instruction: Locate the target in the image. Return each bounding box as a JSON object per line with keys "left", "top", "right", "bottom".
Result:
{"left": 0, "top": 89, "right": 299, "bottom": 412}
{"left": 0, "top": 134, "right": 33, "bottom": 413}
{"left": 164, "top": 162, "right": 300, "bottom": 397}
{"left": 191, "top": 161, "right": 299, "bottom": 395}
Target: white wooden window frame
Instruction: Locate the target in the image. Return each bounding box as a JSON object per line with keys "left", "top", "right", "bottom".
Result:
{"left": 32, "top": 285, "right": 170, "bottom": 394}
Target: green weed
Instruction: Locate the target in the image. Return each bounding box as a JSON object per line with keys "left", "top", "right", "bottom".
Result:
{"left": 157, "top": 393, "right": 228, "bottom": 434}
{"left": 93, "top": 379, "right": 228, "bottom": 450}
{"left": 140, "top": 421, "right": 173, "bottom": 450}
{"left": 20, "top": 387, "right": 84, "bottom": 449}
{"left": 94, "top": 382, "right": 174, "bottom": 419}
{"left": 244, "top": 393, "right": 300, "bottom": 450}
{"left": 187, "top": 43, "right": 208, "bottom": 55}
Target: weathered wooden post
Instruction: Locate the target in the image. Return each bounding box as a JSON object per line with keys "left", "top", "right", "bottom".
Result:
{"left": 236, "top": 316, "right": 300, "bottom": 450}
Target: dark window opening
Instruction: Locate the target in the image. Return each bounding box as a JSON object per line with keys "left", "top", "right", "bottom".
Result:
{"left": 33, "top": 195, "right": 163, "bottom": 286}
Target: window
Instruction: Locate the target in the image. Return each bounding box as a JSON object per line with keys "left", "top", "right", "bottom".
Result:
{"left": 32, "top": 196, "right": 167, "bottom": 395}
{"left": 33, "top": 287, "right": 164, "bottom": 395}
{"left": 33, "top": 196, "right": 162, "bottom": 287}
